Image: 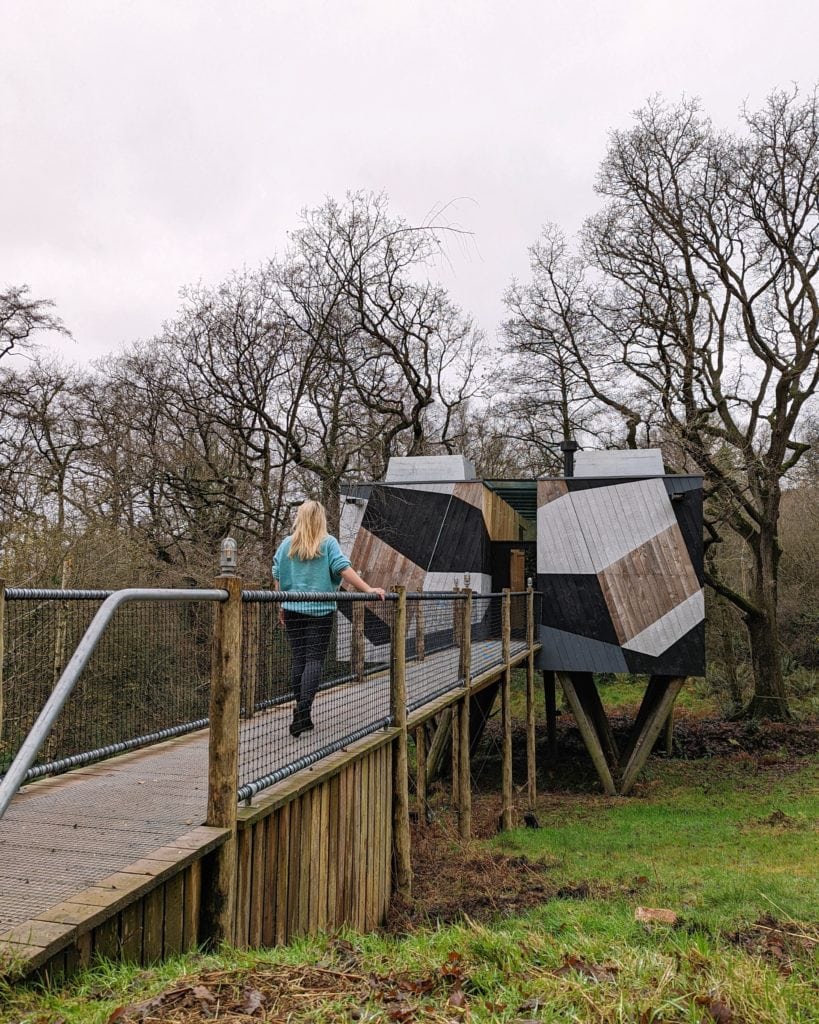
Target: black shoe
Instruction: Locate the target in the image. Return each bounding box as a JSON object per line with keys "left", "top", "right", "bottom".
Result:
{"left": 289, "top": 707, "right": 314, "bottom": 738}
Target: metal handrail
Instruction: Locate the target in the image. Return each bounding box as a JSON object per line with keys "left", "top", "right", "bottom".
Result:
{"left": 0, "top": 587, "right": 227, "bottom": 821}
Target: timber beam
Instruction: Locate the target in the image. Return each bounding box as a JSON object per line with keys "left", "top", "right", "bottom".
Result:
{"left": 557, "top": 672, "right": 687, "bottom": 796}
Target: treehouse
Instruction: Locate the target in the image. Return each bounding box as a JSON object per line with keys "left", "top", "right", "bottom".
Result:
{"left": 339, "top": 449, "right": 705, "bottom": 795}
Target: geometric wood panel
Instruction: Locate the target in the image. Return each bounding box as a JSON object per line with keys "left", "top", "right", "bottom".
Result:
{"left": 349, "top": 528, "right": 426, "bottom": 594}
{"left": 537, "top": 472, "right": 705, "bottom": 675}
{"left": 599, "top": 524, "right": 701, "bottom": 645}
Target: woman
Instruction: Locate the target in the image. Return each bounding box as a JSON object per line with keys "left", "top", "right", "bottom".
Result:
{"left": 273, "top": 500, "right": 385, "bottom": 737}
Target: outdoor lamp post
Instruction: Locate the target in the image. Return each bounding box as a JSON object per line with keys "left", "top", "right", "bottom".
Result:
{"left": 220, "top": 536, "right": 238, "bottom": 575}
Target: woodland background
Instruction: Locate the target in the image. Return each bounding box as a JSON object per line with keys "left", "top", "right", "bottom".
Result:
{"left": 2, "top": 90, "right": 817, "bottom": 722}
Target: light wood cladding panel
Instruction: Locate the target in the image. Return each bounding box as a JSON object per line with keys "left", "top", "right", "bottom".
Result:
{"left": 349, "top": 528, "right": 426, "bottom": 593}
{"left": 453, "top": 482, "right": 528, "bottom": 541}
{"left": 484, "top": 488, "right": 523, "bottom": 541}
{"left": 452, "top": 482, "right": 484, "bottom": 511}
{"left": 599, "top": 524, "right": 701, "bottom": 645}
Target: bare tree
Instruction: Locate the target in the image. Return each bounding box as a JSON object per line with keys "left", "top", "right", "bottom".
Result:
{"left": 0, "top": 286, "right": 69, "bottom": 360}
{"left": 502, "top": 225, "right": 619, "bottom": 465}
{"left": 549, "top": 88, "right": 819, "bottom": 719}
{"left": 282, "top": 192, "right": 482, "bottom": 491}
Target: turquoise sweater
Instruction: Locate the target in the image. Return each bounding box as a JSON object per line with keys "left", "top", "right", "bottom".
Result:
{"left": 272, "top": 535, "right": 352, "bottom": 615}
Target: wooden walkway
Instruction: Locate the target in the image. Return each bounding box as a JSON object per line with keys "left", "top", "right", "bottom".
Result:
{"left": 0, "top": 639, "right": 524, "bottom": 931}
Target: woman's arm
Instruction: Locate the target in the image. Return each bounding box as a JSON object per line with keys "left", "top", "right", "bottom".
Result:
{"left": 340, "top": 566, "right": 386, "bottom": 600}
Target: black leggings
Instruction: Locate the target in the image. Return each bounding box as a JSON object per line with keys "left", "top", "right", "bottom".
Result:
{"left": 283, "top": 610, "right": 333, "bottom": 714}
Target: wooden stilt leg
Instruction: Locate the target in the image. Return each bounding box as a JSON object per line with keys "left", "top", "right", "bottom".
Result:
{"left": 543, "top": 670, "right": 557, "bottom": 760}
{"left": 619, "top": 676, "right": 668, "bottom": 766}
{"left": 426, "top": 708, "right": 453, "bottom": 783}
{"left": 573, "top": 674, "right": 620, "bottom": 775}
{"left": 415, "top": 725, "right": 427, "bottom": 824}
{"left": 557, "top": 671, "right": 617, "bottom": 796}
{"left": 619, "top": 677, "right": 686, "bottom": 795}
{"left": 468, "top": 682, "right": 499, "bottom": 754}
{"left": 451, "top": 697, "right": 461, "bottom": 818}
{"left": 664, "top": 707, "right": 674, "bottom": 756}
{"left": 458, "top": 696, "right": 471, "bottom": 840}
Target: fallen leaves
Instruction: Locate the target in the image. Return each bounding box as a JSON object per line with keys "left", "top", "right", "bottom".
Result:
{"left": 726, "top": 914, "right": 819, "bottom": 975}
{"left": 635, "top": 906, "right": 679, "bottom": 926}
{"left": 694, "top": 993, "right": 735, "bottom": 1022}
{"left": 552, "top": 954, "right": 619, "bottom": 984}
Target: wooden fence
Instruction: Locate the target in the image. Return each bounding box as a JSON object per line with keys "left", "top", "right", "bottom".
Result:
{"left": 1, "top": 585, "right": 539, "bottom": 982}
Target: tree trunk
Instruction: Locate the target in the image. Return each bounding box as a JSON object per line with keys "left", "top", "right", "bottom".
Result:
{"left": 718, "top": 596, "right": 743, "bottom": 711}
{"left": 321, "top": 480, "right": 341, "bottom": 537}
{"left": 744, "top": 532, "right": 790, "bottom": 720}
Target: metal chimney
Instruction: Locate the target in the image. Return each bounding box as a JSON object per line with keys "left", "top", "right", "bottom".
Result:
{"left": 560, "top": 438, "right": 579, "bottom": 478}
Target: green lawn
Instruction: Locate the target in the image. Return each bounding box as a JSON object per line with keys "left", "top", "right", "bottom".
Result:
{"left": 2, "top": 750, "right": 816, "bottom": 1024}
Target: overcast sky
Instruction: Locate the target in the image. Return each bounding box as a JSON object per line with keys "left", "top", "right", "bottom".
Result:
{"left": 2, "top": 0, "right": 818, "bottom": 364}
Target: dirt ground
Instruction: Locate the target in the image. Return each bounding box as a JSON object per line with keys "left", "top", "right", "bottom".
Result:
{"left": 46, "top": 714, "right": 819, "bottom": 1022}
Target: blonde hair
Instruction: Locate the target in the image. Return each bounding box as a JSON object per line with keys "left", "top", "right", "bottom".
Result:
{"left": 290, "top": 500, "right": 328, "bottom": 560}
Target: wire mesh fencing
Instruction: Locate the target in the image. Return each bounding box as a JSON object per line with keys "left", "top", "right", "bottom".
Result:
{"left": 237, "top": 592, "right": 399, "bottom": 801}
{"left": 469, "top": 593, "right": 504, "bottom": 676}
{"left": 510, "top": 591, "right": 528, "bottom": 645}
{"left": 405, "top": 594, "right": 465, "bottom": 713}
{"left": 1, "top": 589, "right": 214, "bottom": 780}
{"left": 2, "top": 583, "right": 541, "bottom": 804}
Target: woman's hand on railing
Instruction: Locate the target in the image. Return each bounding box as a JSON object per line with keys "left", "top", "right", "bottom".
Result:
{"left": 340, "top": 567, "right": 386, "bottom": 600}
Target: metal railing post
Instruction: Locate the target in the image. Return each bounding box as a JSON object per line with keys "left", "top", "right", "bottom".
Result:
{"left": 202, "top": 560, "right": 243, "bottom": 945}
{"left": 390, "top": 585, "right": 412, "bottom": 897}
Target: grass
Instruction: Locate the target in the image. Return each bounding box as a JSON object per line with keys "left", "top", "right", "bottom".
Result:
{"left": 508, "top": 666, "right": 818, "bottom": 720}
{"left": 2, "top": 749, "right": 816, "bottom": 1023}
{"left": 496, "top": 756, "right": 818, "bottom": 927}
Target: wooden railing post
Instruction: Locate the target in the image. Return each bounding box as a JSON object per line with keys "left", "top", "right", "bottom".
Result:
{"left": 352, "top": 600, "right": 365, "bottom": 682}
{"left": 390, "top": 586, "right": 412, "bottom": 897}
{"left": 458, "top": 588, "right": 472, "bottom": 840}
{"left": 452, "top": 585, "right": 462, "bottom": 651}
{"left": 525, "top": 580, "right": 537, "bottom": 811}
{"left": 500, "top": 588, "right": 513, "bottom": 831}
{"left": 203, "top": 571, "right": 243, "bottom": 945}
{"left": 415, "top": 600, "right": 425, "bottom": 663}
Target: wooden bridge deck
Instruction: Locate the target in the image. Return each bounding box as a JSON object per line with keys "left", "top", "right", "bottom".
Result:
{"left": 0, "top": 639, "right": 526, "bottom": 932}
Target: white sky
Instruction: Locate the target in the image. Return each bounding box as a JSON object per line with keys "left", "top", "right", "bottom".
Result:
{"left": 2, "top": 0, "right": 818, "bottom": 363}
